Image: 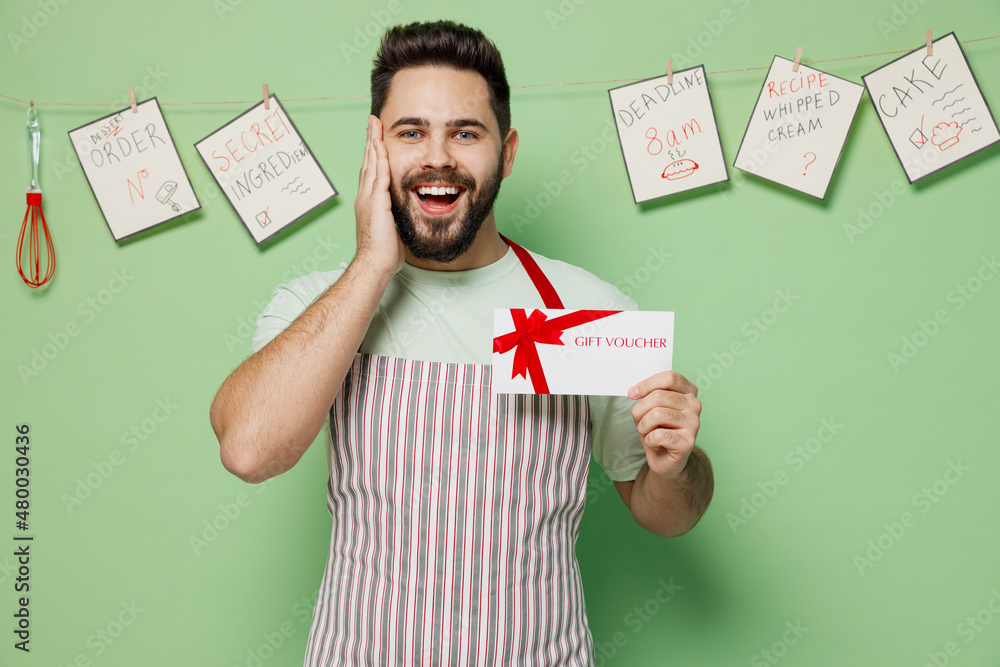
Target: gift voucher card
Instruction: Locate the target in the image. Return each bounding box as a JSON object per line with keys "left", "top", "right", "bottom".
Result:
{"left": 492, "top": 309, "right": 674, "bottom": 396}
{"left": 69, "top": 98, "right": 200, "bottom": 241}
{"left": 863, "top": 32, "right": 1000, "bottom": 183}
{"left": 734, "top": 55, "right": 864, "bottom": 199}
{"left": 608, "top": 65, "right": 728, "bottom": 203}
{"left": 195, "top": 95, "right": 338, "bottom": 244}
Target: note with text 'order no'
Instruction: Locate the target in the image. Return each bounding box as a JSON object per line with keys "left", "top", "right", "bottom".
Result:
{"left": 68, "top": 98, "right": 201, "bottom": 242}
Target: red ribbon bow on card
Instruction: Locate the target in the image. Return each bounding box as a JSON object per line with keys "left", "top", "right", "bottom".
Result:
{"left": 492, "top": 309, "right": 621, "bottom": 393}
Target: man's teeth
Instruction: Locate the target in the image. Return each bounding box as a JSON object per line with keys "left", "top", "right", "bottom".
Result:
{"left": 416, "top": 185, "right": 460, "bottom": 195}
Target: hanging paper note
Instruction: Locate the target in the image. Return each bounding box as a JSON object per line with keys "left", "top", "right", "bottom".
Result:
{"left": 609, "top": 65, "right": 728, "bottom": 203}
{"left": 68, "top": 98, "right": 200, "bottom": 241}
{"left": 492, "top": 308, "right": 674, "bottom": 396}
{"left": 734, "top": 56, "right": 863, "bottom": 199}
{"left": 195, "top": 95, "right": 337, "bottom": 244}
{"left": 863, "top": 32, "right": 1000, "bottom": 183}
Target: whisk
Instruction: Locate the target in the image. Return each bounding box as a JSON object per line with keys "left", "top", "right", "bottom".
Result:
{"left": 17, "top": 103, "right": 55, "bottom": 288}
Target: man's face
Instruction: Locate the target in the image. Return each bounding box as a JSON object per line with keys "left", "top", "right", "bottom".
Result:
{"left": 378, "top": 66, "right": 516, "bottom": 263}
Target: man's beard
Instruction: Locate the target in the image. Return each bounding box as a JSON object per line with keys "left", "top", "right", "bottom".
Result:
{"left": 389, "top": 157, "right": 504, "bottom": 263}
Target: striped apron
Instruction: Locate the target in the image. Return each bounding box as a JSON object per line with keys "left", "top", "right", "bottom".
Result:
{"left": 303, "top": 240, "right": 595, "bottom": 666}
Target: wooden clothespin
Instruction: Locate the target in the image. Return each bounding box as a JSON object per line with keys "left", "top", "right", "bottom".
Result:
{"left": 263, "top": 84, "right": 270, "bottom": 110}
{"left": 128, "top": 87, "right": 137, "bottom": 113}
{"left": 667, "top": 59, "right": 673, "bottom": 86}
{"left": 926, "top": 30, "right": 933, "bottom": 56}
{"left": 792, "top": 46, "right": 803, "bottom": 73}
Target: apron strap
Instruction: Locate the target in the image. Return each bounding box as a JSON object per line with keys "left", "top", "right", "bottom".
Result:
{"left": 356, "top": 235, "right": 563, "bottom": 354}
{"left": 499, "top": 234, "right": 564, "bottom": 309}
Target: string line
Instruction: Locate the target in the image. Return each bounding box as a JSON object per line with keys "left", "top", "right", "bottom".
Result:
{"left": 0, "top": 34, "right": 996, "bottom": 108}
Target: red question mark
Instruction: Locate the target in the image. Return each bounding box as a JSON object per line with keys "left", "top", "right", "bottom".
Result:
{"left": 802, "top": 152, "right": 817, "bottom": 175}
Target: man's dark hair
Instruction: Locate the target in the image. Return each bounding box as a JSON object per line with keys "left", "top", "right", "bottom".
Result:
{"left": 371, "top": 21, "right": 511, "bottom": 138}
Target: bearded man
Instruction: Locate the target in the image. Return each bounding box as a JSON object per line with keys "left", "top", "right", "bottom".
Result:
{"left": 210, "top": 20, "right": 712, "bottom": 666}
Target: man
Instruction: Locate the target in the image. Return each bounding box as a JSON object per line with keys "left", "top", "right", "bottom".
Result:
{"left": 210, "top": 20, "right": 712, "bottom": 666}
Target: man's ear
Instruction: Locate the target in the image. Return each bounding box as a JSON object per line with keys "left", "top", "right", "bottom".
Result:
{"left": 501, "top": 128, "right": 519, "bottom": 179}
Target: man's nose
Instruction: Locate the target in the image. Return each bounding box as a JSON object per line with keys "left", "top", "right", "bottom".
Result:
{"left": 421, "top": 135, "right": 456, "bottom": 170}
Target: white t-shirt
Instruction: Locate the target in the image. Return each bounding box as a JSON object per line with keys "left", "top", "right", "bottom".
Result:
{"left": 251, "top": 245, "right": 647, "bottom": 481}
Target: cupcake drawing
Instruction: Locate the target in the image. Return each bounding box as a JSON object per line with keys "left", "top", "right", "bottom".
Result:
{"left": 931, "top": 122, "right": 962, "bottom": 151}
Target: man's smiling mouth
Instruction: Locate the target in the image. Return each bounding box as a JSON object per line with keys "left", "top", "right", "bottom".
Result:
{"left": 411, "top": 182, "right": 466, "bottom": 215}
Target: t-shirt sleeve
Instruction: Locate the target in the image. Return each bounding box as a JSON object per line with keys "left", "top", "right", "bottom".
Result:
{"left": 589, "top": 394, "right": 646, "bottom": 481}
{"left": 250, "top": 266, "right": 348, "bottom": 355}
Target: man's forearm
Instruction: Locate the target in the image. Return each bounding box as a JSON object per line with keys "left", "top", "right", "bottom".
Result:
{"left": 629, "top": 447, "right": 714, "bottom": 537}
{"left": 210, "top": 258, "right": 392, "bottom": 483}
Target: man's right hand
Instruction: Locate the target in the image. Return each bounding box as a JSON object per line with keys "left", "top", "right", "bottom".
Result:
{"left": 355, "top": 115, "right": 405, "bottom": 276}
{"left": 210, "top": 115, "right": 404, "bottom": 484}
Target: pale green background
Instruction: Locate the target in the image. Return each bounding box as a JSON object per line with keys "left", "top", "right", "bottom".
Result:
{"left": 2, "top": 0, "right": 999, "bottom": 665}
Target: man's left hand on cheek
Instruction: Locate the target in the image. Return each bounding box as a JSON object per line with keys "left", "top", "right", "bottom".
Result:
{"left": 628, "top": 371, "right": 702, "bottom": 479}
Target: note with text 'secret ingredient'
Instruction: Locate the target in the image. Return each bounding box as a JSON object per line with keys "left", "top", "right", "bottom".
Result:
{"left": 195, "top": 95, "right": 337, "bottom": 244}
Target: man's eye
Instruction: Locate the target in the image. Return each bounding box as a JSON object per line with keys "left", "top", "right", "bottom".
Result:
{"left": 455, "top": 131, "right": 476, "bottom": 140}
{"left": 401, "top": 130, "right": 421, "bottom": 139}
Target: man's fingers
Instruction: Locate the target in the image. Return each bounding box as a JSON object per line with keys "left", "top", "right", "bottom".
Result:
{"left": 359, "top": 116, "right": 373, "bottom": 190}
{"left": 628, "top": 370, "right": 698, "bottom": 400}
{"left": 371, "top": 122, "right": 390, "bottom": 194}
{"left": 634, "top": 405, "right": 697, "bottom": 438}
{"left": 367, "top": 121, "right": 380, "bottom": 194}
{"left": 641, "top": 426, "right": 695, "bottom": 452}
{"left": 630, "top": 389, "right": 700, "bottom": 425}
